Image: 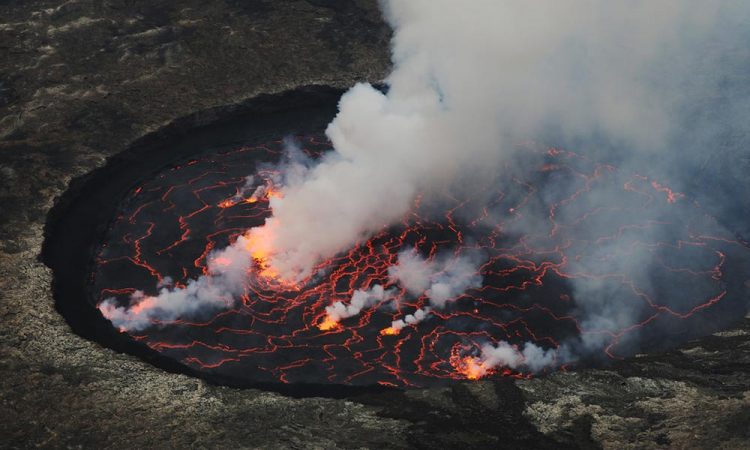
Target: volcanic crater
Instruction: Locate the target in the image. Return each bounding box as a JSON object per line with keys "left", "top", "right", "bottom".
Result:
{"left": 43, "top": 87, "right": 750, "bottom": 395}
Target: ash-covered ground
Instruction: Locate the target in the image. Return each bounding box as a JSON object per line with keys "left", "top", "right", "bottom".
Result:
{"left": 1, "top": 1, "right": 749, "bottom": 449}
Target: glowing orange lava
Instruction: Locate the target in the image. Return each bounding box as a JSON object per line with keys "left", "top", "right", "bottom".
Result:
{"left": 266, "top": 188, "right": 282, "bottom": 200}
{"left": 380, "top": 327, "right": 401, "bottom": 336}
{"left": 242, "top": 222, "right": 281, "bottom": 280}
{"left": 455, "top": 356, "right": 490, "bottom": 380}
{"left": 318, "top": 315, "right": 341, "bottom": 331}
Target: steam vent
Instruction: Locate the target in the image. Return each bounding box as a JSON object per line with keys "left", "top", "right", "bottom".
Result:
{"left": 3, "top": 1, "right": 750, "bottom": 449}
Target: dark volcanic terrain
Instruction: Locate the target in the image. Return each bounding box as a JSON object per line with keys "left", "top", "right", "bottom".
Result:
{"left": 1, "top": 1, "right": 748, "bottom": 449}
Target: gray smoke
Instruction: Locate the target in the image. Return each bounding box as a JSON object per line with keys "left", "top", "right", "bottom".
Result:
{"left": 260, "top": 0, "right": 748, "bottom": 371}
{"left": 390, "top": 307, "right": 431, "bottom": 332}
{"left": 388, "top": 250, "right": 483, "bottom": 309}
{"left": 250, "top": 0, "right": 748, "bottom": 275}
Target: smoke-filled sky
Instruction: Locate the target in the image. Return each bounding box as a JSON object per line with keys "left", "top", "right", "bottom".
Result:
{"left": 251, "top": 0, "right": 749, "bottom": 280}
{"left": 102, "top": 0, "right": 750, "bottom": 373}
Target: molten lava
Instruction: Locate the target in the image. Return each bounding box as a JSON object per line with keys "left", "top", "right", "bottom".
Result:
{"left": 455, "top": 356, "right": 490, "bottom": 380}
{"left": 318, "top": 316, "right": 342, "bottom": 332}
{"left": 380, "top": 327, "right": 401, "bottom": 336}
{"left": 243, "top": 226, "right": 279, "bottom": 280}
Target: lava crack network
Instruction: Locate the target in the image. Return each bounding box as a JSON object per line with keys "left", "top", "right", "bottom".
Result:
{"left": 92, "top": 133, "right": 749, "bottom": 387}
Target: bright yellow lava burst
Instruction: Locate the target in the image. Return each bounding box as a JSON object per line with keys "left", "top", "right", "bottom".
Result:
{"left": 459, "top": 356, "right": 489, "bottom": 380}
{"left": 380, "top": 327, "right": 400, "bottom": 336}
{"left": 318, "top": 315, "right": 341, "bottom": 331}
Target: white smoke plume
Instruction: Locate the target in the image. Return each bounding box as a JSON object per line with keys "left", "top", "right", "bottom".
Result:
{"left": 324, "top": 284, "right": 392, "bottom": 323}
{"left": 99, "top": 235, "right": 254, "bottom": 331}
{"left": 388, "top": 251, "right": 483, "bottom": 309}
{"left": 249, "top": 0, "right": 741, "bottom": 282}
{"left": 390, "top": 307, "right": 432, "bottom": 332}
{"left": 323, "top": 250, "right": 483, "bottom": 327}
{"left": 465, "top": 341, "right": 559, "bottom": 377}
